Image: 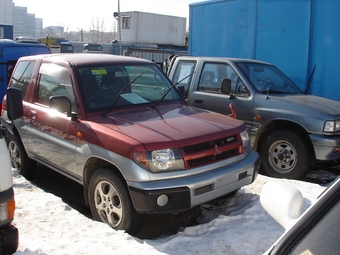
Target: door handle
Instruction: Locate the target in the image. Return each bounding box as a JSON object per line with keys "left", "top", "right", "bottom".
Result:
{"left": 194, "top": 98, "right": 203, "bottom": 104}
{"left": 30, "top": 110, "right": 37, "bottom": 120}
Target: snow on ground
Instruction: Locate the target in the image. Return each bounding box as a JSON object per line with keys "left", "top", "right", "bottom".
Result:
{"left": 11, "top": 170, "right": 330, "bottom": 255}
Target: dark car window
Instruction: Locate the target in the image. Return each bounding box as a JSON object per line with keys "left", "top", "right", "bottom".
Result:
{"left": 36, "top": 63, "right": 77, "bottom": 113}
{"left": 9, "top": 61, "right": 35, "bottom": 99}
{"left": 289, "top": 199, "right": 340, "bottom": 255}
{"left": 198, "top": 62, "right": 249, "bottom": 97}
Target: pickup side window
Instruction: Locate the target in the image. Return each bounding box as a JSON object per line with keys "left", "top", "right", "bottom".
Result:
{"left": 36, "top": 63, "right": 77, "bottom": 113}
{"left": 9, "top": 61, "right": 35, "bottom": 99}
{"left": 172, "top": 60, "right": 196, "bottom": 99}
{"left": 198, "top": 63, "right": 249, "bottom": 97}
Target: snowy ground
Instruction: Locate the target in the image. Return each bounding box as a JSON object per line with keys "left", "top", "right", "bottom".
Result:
{"left": 11, "top": 169, "right": 336, "bottom": 255}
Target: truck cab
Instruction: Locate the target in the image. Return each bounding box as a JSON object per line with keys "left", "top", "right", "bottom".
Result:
{"left": 82, "top": 43, "right": 103, "bottom": 53}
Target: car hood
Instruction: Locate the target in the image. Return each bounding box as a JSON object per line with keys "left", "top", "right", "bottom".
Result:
{"left": 261, "top": 94, "right": 340, "bottom": 117}
{"left": 93, "top": 104, "right": 244, "bottom": 150}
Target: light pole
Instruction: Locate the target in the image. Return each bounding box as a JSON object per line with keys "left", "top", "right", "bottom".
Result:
{"left": 113, "top": 0, "right": 122, "bottom": 55}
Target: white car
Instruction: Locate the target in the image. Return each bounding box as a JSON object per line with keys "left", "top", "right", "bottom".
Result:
{"left": 261, "top": 176, "right": 340, "bottom": 254}
{"left": 0, "top": 88, "right": 22, "bottom": 254}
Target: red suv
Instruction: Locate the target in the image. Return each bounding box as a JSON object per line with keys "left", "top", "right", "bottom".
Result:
{"left": 2, "top": 53, "right": 260, "bottom": 234}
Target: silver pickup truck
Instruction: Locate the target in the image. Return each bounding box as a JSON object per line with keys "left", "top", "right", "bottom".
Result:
{"left": 168, "top": 56, "right": 340, "bottom": 179}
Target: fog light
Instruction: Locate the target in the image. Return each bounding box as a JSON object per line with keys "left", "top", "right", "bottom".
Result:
{"left": 157, "top": 194, "right": 168, "bottom": 207}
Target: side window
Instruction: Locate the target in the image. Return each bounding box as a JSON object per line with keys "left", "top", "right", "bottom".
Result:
{"left": 235, "top": 79, "right": 249, "bottom": 97}
{"left": 172, "top": 60, "right": 195, "bottom": 99}
{"left": 198, "top": 63, "right": 230, "bottom": 93}
{"left": 224, "top": 65, "right": 249, "bottom": 96}
{"left": 197, "top": 63, "right": 250, "bottom": 97}
{"left": 9, "top": 61, "right": 35, "bottom": 99}
{"left": 36, "top": 63, "right": 77, "bottom": 114}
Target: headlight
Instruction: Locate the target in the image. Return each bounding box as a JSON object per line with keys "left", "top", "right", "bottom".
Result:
{"left": 240, "top": 130, "right": 250, "bottom": 149}
{"left": 324, "top": 120, "right": 340, "bottom": 132}
{"left": 133, "top": 149, "right": 185, "bottom": 173}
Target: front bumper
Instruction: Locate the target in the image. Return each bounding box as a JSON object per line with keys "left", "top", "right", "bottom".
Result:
{"left": 310, "top": 134, "right": 340, "bottom": 161}
{"left": 0, "top": 224, "right": 18, "bottom": 255}
{"left": 128, "top": 150, "right": 260, "bottom": 213}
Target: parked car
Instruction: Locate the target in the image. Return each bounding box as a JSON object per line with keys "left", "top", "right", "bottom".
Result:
{"left": 261, "top": 176, "right": 340, "bottom": 254}
{"left": 168, "top": 56, "right": 340, "bottom": 179}
{"left": 0, "top": 88, "right": 22, "bottom": 255}
{"left": 1, "top": 53, "right": 260, "bottom": 234}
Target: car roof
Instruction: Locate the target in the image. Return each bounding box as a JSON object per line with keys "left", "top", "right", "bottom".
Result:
{"left": 174, "top": 55, "right": 272, "bottom": 65}
{"left": 18, "top": 53, "right": 153, "bottom": 67}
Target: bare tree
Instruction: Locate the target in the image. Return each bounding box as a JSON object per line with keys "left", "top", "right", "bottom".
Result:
{"left": 89, "top": 17, "right": 105, "bottom": 42}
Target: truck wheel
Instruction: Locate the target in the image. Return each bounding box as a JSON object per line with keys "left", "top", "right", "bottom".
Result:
{"left": 7, "top": 133, "right": 36, "bottom": 179}
{"left": 260, "top": 130, "right": 311, "bottom": 179}
{"left": 88, "top": 168, "right": 145, "bottom": 234}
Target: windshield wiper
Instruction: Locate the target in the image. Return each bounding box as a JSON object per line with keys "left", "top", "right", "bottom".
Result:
{"left": 102, "top": 72, "right": 144, "bottom": 116}
{"left": 151, "top": 71, "right": 195, "bottom": 108}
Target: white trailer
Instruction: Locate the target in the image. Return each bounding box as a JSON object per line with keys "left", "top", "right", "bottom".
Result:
{"left": 119, "top": 11, "right": 186, "bottom": 46}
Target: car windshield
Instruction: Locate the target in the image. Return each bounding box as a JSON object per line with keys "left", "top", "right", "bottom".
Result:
{"left": 237, "top": 62, "right": 303, "bottom": 95}
{"left": 78, "top": 63, "right": 181, "bottom": 111}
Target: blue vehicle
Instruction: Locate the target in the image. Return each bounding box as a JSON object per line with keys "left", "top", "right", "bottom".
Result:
{"left": 188, "top": 0, "right": 340, "bottom": 102}
{"left": 0, "top": 40, "right": 51, "bottom": 103}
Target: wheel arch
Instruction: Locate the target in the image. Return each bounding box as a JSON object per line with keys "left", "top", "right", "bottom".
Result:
{"left": 6, "top": 125, "right": 25, "bottom": 148}
{"left": 254, "top": 120, "right": 315, "bottom": 159}
{"left": 82, "top": 157, "right": 126, "bottom": 205}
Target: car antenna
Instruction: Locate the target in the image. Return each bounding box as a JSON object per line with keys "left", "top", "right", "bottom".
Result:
{"left": 304, "top": 65, "right": 316, "bottom": 94}
{"left": 102, "top": 72, "right": 144, "bottom": 117}
{"left": 151, "top": 71, "right": 195, "bottom": 108}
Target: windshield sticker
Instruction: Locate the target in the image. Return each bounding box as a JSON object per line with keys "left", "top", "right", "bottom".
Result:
{"left": 91, "top": 69, "right": 107, "bottom": 75}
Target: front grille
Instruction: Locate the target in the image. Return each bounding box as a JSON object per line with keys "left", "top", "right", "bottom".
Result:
{"left": 180, "top": 135, "right": 242, "bottom": 169}
{"left": 188, "top": 148, "right": 238, "bottom": 168}
{"left": 182, "top": 136, "right": 237, "bottom": 153}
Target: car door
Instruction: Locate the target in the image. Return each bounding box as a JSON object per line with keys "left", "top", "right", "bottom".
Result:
{"left": 187, "top": 61, "right": 254, "bottom": 135}
{"left": 26, "top": 62, "right": 79, "bottom": 175}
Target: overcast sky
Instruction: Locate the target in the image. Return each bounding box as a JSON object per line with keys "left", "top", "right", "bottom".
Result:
{"left": 13, "top": 0, "right": 208, "bottom": 31}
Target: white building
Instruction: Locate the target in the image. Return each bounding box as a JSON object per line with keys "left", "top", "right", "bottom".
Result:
{"left": 0, "top": 0, "right": 13, "bottom": 25}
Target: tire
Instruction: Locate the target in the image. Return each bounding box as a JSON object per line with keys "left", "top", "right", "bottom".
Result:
{"left": 260, "top": 130, "right": 312, "bottom": 179}
{"left": 7, "top": 133, "right": 37, "bottom": 179}
{"left": 88, "top": 168, "right": 145, "bottom": 234}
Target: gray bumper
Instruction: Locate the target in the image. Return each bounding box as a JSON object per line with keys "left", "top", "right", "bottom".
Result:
{"left": 310, "top": 134, "right": 340, "bottom": 161}
{"left": 128, "top": 151, "right": 260, "bottom": 213}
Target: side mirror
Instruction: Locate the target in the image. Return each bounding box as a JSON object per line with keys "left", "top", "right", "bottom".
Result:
{"left": 49, "top": 96, "right": 72, "bottom": 117}
{"left": 6, "top": 87, "right": 23, "bottom": 121}
{"left": 260, "top": 181, "right": 303, "bottom": 230}
{"left": 177, "top": 85, "right": 185, "bottom": 98}
{"left": 221, "top": 79, "right": 235, "bottom": 99}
